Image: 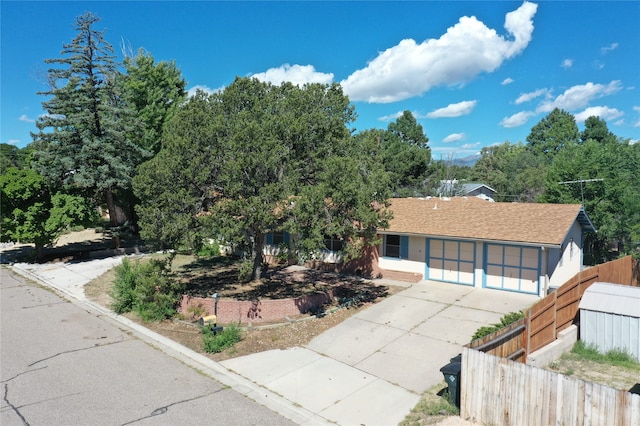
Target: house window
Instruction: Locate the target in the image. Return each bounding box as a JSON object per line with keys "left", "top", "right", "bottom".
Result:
{"left": 385, "top": 234, "right": 401, "bottom": 258}
{"left": 324, "top": 236, "right": 344, "bottom": 252}
{"left": 271, "top": 231, "right": 285, "bottom": 245}
{"left": 266, "top": 231, "right": 288, "bottom": 246}
{"left": 569, "top": 238, "right": 574, "bottom": 260}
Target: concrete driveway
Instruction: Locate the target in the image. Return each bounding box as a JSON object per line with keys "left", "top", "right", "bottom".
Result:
{"left": 222, "top": 280, "right": 538, "bottom": 425}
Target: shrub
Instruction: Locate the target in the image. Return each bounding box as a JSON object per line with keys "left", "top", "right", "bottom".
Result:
{"left": 110, "top": 257, "right": 184, "bottom": 321}
{"left": 238, "top": 260, "right": 253, "bottom": 282}
{"left": 471, "top": 311, "right": 525, "bottom": 342}
{"left": 110, "top": 257, "right": 137, "bottom": 314}
{"left": 197, "top": 240, "right": 220, "bottom": 257}
{"left": 202, "top": 323, "right": 242, "bottom": 353}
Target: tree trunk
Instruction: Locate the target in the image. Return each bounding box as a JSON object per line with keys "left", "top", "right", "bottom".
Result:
{"left": 105, "top": 187, "right": 121, "bottom": 249}
{"left": 35, "top": 244, "right": 44, "bottom": 261}
{"left": 251, "top": 230, "right": 265, "bottom": 281}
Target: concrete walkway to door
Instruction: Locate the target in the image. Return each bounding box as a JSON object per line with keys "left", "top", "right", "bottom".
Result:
{"left": 221, "top": 280, "right": 539, "bottom": 425}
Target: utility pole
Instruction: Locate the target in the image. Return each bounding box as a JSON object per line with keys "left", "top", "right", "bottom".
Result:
{"left": 557, "top": 178, "right": 604, "bottom": 206}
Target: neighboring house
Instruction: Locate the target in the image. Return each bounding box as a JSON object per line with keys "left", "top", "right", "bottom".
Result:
{"left": 377, "top": 197, "right": 595, "bottom": 297}
{"left": 437, "top": 180, "right": 496, "bottom": 200}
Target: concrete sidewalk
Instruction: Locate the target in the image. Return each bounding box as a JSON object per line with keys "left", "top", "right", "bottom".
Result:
{"left": 8, "top": 257, "right": 538, "bottom": 425}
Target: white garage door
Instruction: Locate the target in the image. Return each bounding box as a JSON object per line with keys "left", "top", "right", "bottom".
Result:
{"left": 427, "top": 239, "right": 475, "bottom": 285}
{"left": 484, "top": 244, "right": 539, "bottom": 294}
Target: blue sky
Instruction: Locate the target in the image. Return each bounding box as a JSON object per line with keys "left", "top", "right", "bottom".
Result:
{"left": 2, "top": 1, "right": 639, "bottom": 159}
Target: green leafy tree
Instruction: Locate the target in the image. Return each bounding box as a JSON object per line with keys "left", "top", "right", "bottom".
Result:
{"left": 31, "top": 12, "right": 147, "bottom": 247}
{"left": 377, "top": 110, "right": 431, "bottom": 195}
{"left": 135, "top": 78, "right": 392, "bottom": 280}
{"left": 471, "top": 142, "right": 545, "bottom": 202}
{"left": 541, "top": 137, "right": 640, "bottom": 263}
{"left": 581, "top": 116, "right": 616, "bottom": 144}
{"left": 526, "top": 108, "right": 579, "bottom": 159}
{"left": 122, "top": 49, "right": 187, "bottom": 154}
{"left": 0, "top": 144, "right": 32, "bottom": 173}
{"left": 1, "top": 167, "right": 96, "bottom": 258}
{"left": 112, "top": 49, "right": 188, "bottom": 230}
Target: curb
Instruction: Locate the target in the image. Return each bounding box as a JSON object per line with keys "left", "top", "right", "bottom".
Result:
{"left": 9, "top": 263, "right": 330, "bottom": 426}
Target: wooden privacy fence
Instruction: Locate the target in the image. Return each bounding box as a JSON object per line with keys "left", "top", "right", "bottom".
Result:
{"left": 461, "top": 347, "right": 640, "bottom": 426}
{"left": 467, "top": 256, "right": 638, "bottom": 362}
{"left": 466, "top": 318, "right": 528, "bottom": 363}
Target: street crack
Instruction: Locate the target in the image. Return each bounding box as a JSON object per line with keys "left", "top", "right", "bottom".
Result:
{"left": 121, "top": 389, "right": 224, "bottom": 425}
{"left": 28, "top": 336, "right": 126, "bottom": 367}
{"left": 3, "top": 383, "right": 30, "bottom": 425}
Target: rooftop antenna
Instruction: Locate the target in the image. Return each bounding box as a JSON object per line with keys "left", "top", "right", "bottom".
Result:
{"left": 557, "top": 178, "right": 604, "bottom": 206}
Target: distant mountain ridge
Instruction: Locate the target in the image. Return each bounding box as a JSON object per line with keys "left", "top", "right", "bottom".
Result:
{"left": 453, "top": 154, "right": 481, "bottom": 167}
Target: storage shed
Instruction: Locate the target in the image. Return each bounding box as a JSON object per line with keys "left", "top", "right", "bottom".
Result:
{"left": 579, "top": 282, "right": 640, "bottom": 361}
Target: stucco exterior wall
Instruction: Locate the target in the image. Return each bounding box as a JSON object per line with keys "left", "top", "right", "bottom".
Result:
{"left": 378, "top": 236, "right": 426, "bottom": 278}
{"left": 548, "top": 221, "right": 584, "bottom": 288}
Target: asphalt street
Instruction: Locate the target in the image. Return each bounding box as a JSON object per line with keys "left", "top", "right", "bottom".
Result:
{"left": 0, "top": 267, "right": 295, "bottom": 426}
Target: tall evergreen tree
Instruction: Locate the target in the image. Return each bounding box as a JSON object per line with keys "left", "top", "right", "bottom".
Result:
{"left": 31, "top": 13, "right": 147, "bottom": 247}
{"left": 377, "top": 110, "right": 431, "bottom": 195}
{"left": 122, "top": 49, "right": 187, "bottom": 154}
{"left": 526, "top": 108, "right": 579, "bottom": 160}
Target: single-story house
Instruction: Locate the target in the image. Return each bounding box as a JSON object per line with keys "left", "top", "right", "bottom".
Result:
{"left": 437, "top": 180, "right": 496, "bottom": 200}
{"left": 377, "top": 197, "right": 596, "bottom": 297}
{"left": 262, "top": 197, "right": 596, "bottom": 297}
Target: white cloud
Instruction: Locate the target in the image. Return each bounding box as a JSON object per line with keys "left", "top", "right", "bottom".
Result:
{"left": 501, "top": 77, "right": 514, "bottom": 85}
{"left": 499, "top": 111, "right": 535, "bottom": 128}
{"left": 340, "top": 1, "right": 538, "bottom": 103}
{"left": 634, "top": 106, "right": 640, "bottom": 112}
{"left": 187, "top": 85, "right": 220, "bottom": 97}
{"left": 634, "top": 120, "right": 640, "bottom": 128}
{"left": 19, "top": 114, "right": 35, "bottom": 123}
{"left": 515, "top": 88, "right": 548, "bottom": 104}
{"left": 561, "top": 58, "right": 573, "bottom": 69}
{"left": 601, "top": 42, "right": 618, "bottom": 54}
{"left": 460, "top": 142, "right": 480, "bottom": 150}
{"left": 614, "top": 119, "right": 624, "bottom": 126}
{"left": 251, "top": 64, "right": 334, "bottom": 86}
{"left": 536, "top": 80, "right": 622, "bottom": 113}
{"left": 5, "top": 139, "right": 20, "bottom": 145}
{"left": 574, "top": 106, "right": 623, "bottom": 123}
{"left": 443, "top": 133, "right": 466, "bottom": 143}
{"left": 378, "top": 111, "right": 406, "bottom": 122}
{"left": 427, "top": 100, "right": 477, "bottom": 118}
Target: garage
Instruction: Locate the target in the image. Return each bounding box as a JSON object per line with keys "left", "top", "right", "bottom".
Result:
{"left": 376, "top": 197, "right": 595, "bottom": 297}
{"left": 427, "top": 239, "right": 475, "bottom": 285}
{"left": 484, "top": 243, "right": 540, "bottom": 294}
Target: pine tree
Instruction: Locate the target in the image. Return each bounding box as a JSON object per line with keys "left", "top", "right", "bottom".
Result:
{"left": 31, "top": 12, "right": 147, "bottom": 247}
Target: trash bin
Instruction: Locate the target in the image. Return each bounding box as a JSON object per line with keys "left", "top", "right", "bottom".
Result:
{"left": 440, "top": 360, "right": 461, "bottom": 408}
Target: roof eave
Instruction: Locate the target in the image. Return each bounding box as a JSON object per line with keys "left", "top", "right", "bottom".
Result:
{"left": 376, "top": 231, "right": 561, "bottom": 248}
{"left": 577, "top": 208, "right": 597, "bottom": 233}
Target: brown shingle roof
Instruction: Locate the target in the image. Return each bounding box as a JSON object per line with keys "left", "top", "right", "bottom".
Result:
{"left": 384, "top": 197, "right": 590, "bottom": 246}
